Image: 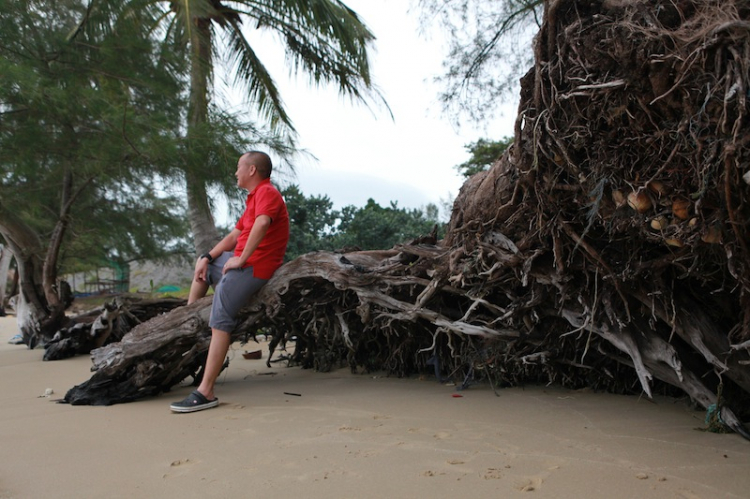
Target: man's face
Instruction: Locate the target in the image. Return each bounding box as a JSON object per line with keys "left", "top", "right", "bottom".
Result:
{"left": 235, "top": 157, "right": 255, "bottom": 189}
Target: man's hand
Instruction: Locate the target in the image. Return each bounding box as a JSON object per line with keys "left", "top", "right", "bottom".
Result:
{"left": 222, "top": 256, "right": 245, "bottom": 274}
{"left": 194, "top": 258, "right": 210, "bottom": 282}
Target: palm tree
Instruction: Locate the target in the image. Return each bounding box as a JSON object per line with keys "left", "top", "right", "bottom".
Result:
{"left": 83, "top": 0, "right": 378, "bottom": 253}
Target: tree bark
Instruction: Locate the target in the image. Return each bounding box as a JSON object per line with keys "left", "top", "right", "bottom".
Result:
{"left": 43, "top": 296, "right": 186, "bottom": 361}
{"left": 0, "top": 203, "right": 62, "bottom": 346}
{"left": 0, "top": 244, "right": 12, "bottom": 311}
{"left": 0, "top": 169, "right": 93, "bottom": 346}
{"left": 185, "top": 16, "right": 221, "bottom": 255}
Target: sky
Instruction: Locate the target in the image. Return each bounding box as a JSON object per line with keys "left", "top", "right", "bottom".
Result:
{"left": 222, "top": 0, "right": 520, "bottom": 220}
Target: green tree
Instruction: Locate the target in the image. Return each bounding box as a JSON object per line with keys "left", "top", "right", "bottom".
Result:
{"left": 281, "top": 186, "right": 443, "bottom": 258}
{"left": 455, "top": 137, "right": 514, "bottom": 178}
{"left": 281, "top": 185, "right": 338, "bottom": 260}
{"left": 418, "top": 0, "right": 541, "bottom": 123}
{"left": 81, "top": 0, "right": 380, "bottom": 255}
{"left": 0, "top": 0, "right": 190, "bottom": 344}
{"left": 332, "top": 199, "right": 441, "bottom": 251}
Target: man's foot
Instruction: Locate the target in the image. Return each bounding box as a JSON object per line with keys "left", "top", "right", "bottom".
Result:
{"left": 170, "top": 390, "right": 218, "bottom": 413}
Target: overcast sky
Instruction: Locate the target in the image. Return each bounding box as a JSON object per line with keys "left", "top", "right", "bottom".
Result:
{"left": 222, "top": 0, "right": 519, "bottom": 219}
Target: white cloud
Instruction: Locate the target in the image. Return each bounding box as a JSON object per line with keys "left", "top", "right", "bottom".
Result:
{"left": 295, "top": 167, "right": 434, "bottom": 209}
{"left": 222, "top": 0, "right": 519, "bottom": 215}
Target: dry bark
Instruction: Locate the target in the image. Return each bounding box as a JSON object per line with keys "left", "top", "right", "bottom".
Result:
{"left": 43, "top": 296, "right": 186, "bottom": 361}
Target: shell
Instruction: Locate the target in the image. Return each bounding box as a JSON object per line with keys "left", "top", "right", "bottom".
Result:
{"left": 650, "top": 216, "right": 668, "bottom": 230}
{"left": 664, "top": 237, "right": 684, "bottom": 248}
{"left": 701, "top": 226, "right": 722, "bottom": 244}
{"left": 672, "top": 197, "right": 691, "bottom": 220}
{"left": 647, "top": 180, "right": 668, "bottom": 197}
{"left": 627, "top": 190, "right": 652, "bottom": 213}
{"left": 612, "top": 189, "right": 627, "bottom": 208}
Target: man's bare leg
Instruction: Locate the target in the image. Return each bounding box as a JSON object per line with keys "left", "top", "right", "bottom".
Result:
{"left": 196, "top": 329, "right": 231, "bottom": 401}
{"left": 188, "top": 280, "right": 210, "bottom": 305}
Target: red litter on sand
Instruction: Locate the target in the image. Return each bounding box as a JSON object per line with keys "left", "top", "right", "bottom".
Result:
{"left": 452, "top": 394, "right": 463, "bottom": 398}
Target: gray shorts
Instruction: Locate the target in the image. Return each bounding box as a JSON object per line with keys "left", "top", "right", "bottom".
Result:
{"left": 206, "top": 252, "right": 268, "bottom": 333}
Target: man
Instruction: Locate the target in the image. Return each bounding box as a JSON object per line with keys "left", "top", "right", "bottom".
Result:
{"left": 170, "top": 151, "right": 289, "bottom": 413}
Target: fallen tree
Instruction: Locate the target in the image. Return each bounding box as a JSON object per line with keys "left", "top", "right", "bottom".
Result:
{"left": 65, "top": 0, "right": 750, "bottom": 437}
{"left": 43, "top": 296, "right": 185, "bottom": 361}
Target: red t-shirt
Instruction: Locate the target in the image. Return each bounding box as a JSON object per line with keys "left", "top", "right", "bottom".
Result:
{"left": 234, "top": 178, "right": 289, "bottom": 279}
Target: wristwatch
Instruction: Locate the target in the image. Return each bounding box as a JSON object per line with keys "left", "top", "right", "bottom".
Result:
{"left": 200, "top": 252, "right": 214, "bottom": 263}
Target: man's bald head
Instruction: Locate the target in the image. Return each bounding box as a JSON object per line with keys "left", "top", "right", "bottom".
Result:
{"left": 240, "top": 151, "right": 273, "bottom": 179}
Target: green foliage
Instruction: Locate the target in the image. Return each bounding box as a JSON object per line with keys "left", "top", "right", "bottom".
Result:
{"left": 332, "top": 199, "right": 440, "bottom": 251}
{"left": 418, "top": 0, "right": 541, "bottom": 124}
{"left": 455, "top": 137, "right": 514, "bottom": 178}
{"left": 280, "top": 185, "right": 442, "bottom": 259}
{"left": 281, "top": 185, "right": 338, "bottom": 260}
{"left": 0, "top": 0, "right": 191, "bottom": 272}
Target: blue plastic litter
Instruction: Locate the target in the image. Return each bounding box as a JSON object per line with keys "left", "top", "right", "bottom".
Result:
{"left": 705, "top": 403, "right": 725, "bottom": 425}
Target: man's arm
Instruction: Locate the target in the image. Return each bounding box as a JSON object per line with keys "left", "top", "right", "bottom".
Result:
{"left": 194, "top": 229, "right": 241, "bottom": 282}
{"left": 222, "top": 215, "right": 271, "bottom": 274}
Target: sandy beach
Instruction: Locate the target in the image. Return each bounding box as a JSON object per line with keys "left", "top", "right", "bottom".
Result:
{"left": 1, "top": 315, "right": 748, "bottom": 498}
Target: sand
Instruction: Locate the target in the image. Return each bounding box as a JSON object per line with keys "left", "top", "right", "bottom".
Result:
{"left": 1, "top": 315, "right": 749, "bottom": 499}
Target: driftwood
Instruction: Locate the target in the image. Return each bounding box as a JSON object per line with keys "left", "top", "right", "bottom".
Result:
{"left": 63, "top": 297, "right": 212, "bottom": 405}
{"left": 64, "top": 0, "right": 750, "bottom": 438}
{"left": 43, "top": 296, "right": 186, "bottom": 361}
{"left": 64, "top": 248, "right": 450, "bottom": 404}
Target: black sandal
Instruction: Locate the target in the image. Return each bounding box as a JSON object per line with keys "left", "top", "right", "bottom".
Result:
{"left": 170, "top": 390, "right": 219, "bottom": 413}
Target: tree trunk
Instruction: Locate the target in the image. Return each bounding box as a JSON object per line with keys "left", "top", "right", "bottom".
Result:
{"left": 186, "top": 169, "right": 221, "bottom": 255}
{"left": 185, "top": 16, "right": 221, "bottom": 255}
{"left": 43, "top": 296, "right": 186, "bottom": 361}
{"left": 0, "top": 204, "right": 62, "bottom": 346}
{"left": 0, "top": 169, "right": 87, "bottom": 346}
{"left": 64, "top": 297, "right": 213, "bottom": 405}
{"left": 42, "top": 169, "right": 84, "bottom": 325}
{"left": 0, "top": 244, "right": 12, "bottom": 311}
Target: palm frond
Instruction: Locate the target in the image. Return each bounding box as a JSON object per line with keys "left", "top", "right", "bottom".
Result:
{"left": 228, "top": 0, "right": 376, "bottom": 99}
{"left": 223, "top": 17, "right": 294, "bottom": 131}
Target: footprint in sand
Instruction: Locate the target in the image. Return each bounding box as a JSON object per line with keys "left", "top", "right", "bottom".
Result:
{"left": 163, "top": 458, "right": 198, "bottom": 479}
{"left": 483, "top": 468, "right": 503, "bottom": 480}
{"left": 221, "top": 404, "right": 248, "bottom": 419}
{"left": 515, "top": 476, "right": 544, "bottom": 492}
{"left": 433, "top": 431, "right": 452, "bottom": 440}
{"left": 676, "top": 490, "right": 701, "bottom": 499}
